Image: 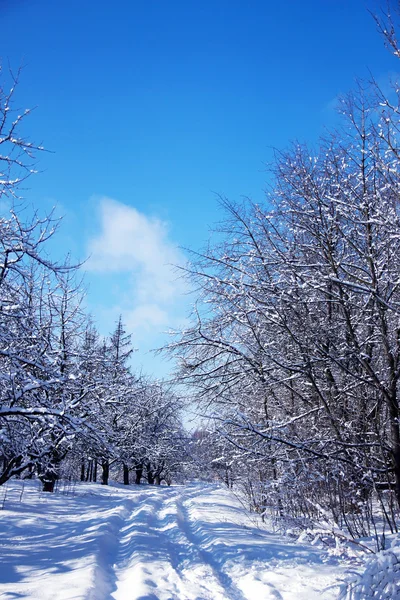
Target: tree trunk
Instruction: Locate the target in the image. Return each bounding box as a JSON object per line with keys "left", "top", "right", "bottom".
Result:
{"left": 386, "top": 376, "right": 400, "bottom": 509}
{"left": 41, "top": 468, "right": 58, "bottom": 492}
{"left": 135, "top": 465, "right": 143, "bottom": 485}
{"left": 93, "top": 460, "right": 97, "bottom": 483}
{"left": 155, "top": 474, "right": 161, "bottom": 485}
{"left": 85, "top": 459, "right": 92, "bottom": 482}
{"left": 123, "top": 463, "right": 129, "bottom": 485}
{"left": 146, "top": 464, "right": 154, "bottom": 485}
{"left": 42, "top": 478, "right": 56, "bottom": 493}
{"left": 14, "top": 456, "right": 23, "bottom": 479}
{"left": 224, "top": 467, "right": 231, "bottom": 488}
{"left": 390, "top": 417, "right": 400, "bottom": 508}
{"left": 80, "top": 458, "right": 85, "bottom": 482}
{"left": 101, "top": 460, "right": 109, "bottom": 485}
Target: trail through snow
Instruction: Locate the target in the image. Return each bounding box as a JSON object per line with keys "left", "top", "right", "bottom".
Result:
{"left": 0, "top": 480, "right": 348, "bottom": 599}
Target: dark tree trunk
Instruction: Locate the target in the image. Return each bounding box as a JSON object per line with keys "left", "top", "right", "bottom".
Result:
{"left": 85, "top": 459, "right": 91, "bottom": 481}
{"left": 101, "top": 460, "right": 109, "bottom": 485}
{"left": 41, "top": 467, "right": 58, "bottom": 492}
{"left": 387, "top": 379, "right": 400, "bottom": 509}
{"left": 93, "top": 460, "right": 97, "bottom": 483}
{"left": 123, "top": 463, "right": 129, "bottom": 485}
{"left": 224, "top": 467, "right": 230, "bottom": 488}
{"left": 80, "top": 458, "right": 85, "bottom": 482}
{"left": 146, "top": 464, "right": 154, "bottom": 485}
{"left": 135, "top": 465, "right": 143, "bottom": 485}
{"left": 392, "top": 439, "right": 400, "bottom": 509}
{"left": 14, "top": 456, "right": 23, "bottom": 479}
{"left": 154, "top": 461, "right": 164, "bottom": 486}
{"left": 42, "top": 478, "right": 56, "bottom": 493}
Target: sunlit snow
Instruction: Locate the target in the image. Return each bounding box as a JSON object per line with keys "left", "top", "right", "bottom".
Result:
{"left": 0, "top": 480, "right": 347, "bottom": 599}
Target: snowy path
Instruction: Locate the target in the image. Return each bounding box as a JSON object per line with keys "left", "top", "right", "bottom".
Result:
{"left": 111, "top": 486, "right": 249, "bottom": 600}
{"left": 0, "top": 480, "right": 347, "bottom": 599}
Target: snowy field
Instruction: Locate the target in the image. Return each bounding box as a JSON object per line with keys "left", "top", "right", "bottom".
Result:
{"left": 0, "top": 480, "right": 350, "bottom": 600}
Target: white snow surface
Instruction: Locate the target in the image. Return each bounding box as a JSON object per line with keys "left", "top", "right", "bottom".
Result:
{"left": 0, "top": 480, "right": 348, "bottom": 599}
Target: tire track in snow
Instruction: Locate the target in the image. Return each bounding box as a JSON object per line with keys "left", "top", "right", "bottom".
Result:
{"left": 91, "top": 485, "right": 281, "bottom": 600}
{"left": 0, "top": 480, "right": 345, "bottom": 600}
{"left": 111, "top": 488, "right": 195, "bottom": 600}
{"left": 174, "top": 489, "right": 248, "bottom": 600}
{"left": 149, "top": 488, "right": 227, "bottom": 598}
{"left": 88, "top": 490, "right": 158, "bottom": 600}
{"left": 112, "top": 486, "right": 246, "bottom": 600}
{"left": 87, "top": 498, "right": 136, "bottom": 600}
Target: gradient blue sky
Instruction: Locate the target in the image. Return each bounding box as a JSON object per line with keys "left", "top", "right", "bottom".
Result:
{"left": 1, "top": 0, "right": 397, "bottom": 376}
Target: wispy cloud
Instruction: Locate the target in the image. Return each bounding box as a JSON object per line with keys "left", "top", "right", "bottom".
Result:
{"left": 86, "top": 197, "right": 188, "bottom": 339}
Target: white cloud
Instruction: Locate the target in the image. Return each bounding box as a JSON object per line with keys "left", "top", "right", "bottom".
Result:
{"left": 86, "top": 197, "right": 188, "bottom": 340}
{"left": 125, "top": 304, "right": 169, "bottom": 331}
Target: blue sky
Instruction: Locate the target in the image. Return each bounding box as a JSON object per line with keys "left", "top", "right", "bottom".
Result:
{"left": 1, "top": 0, "right": 397, "bottom": 376}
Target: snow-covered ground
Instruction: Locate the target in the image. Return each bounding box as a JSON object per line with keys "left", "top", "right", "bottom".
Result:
{"left": 0, "top": 480, "right": 349, "bottom": 599}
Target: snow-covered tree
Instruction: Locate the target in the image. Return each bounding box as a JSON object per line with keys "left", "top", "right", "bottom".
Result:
{"left": 164, "top": 69, "right": 400, "bottom": 539}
